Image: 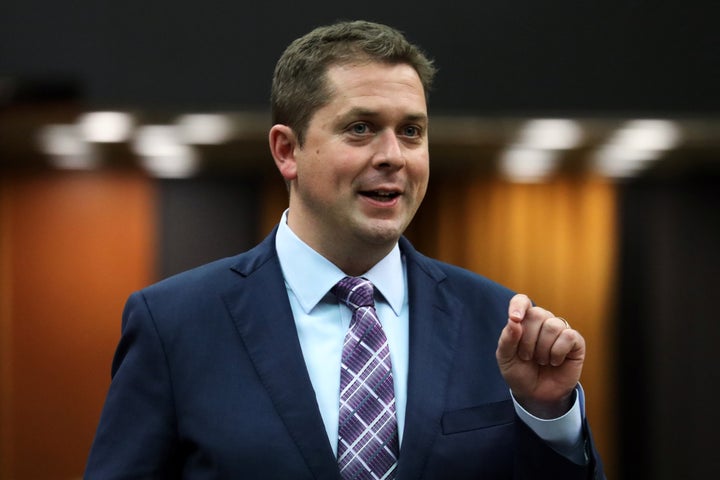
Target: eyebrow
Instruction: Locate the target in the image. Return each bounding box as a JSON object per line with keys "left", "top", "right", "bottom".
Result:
{"left": 339, "top": 107, "right": 428, "bottom": 125}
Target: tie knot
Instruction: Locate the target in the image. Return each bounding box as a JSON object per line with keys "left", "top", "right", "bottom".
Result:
{"left": 331, "top": 276, "right": 375, "bottom": 310}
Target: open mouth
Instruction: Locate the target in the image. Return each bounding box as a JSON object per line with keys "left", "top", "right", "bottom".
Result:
{"left": 360, "top": 190, "right": 401, "bottom": 202}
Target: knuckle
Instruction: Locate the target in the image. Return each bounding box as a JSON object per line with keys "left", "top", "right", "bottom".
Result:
{"left": 543, "top": 318, "right": 566, "bottom": 335}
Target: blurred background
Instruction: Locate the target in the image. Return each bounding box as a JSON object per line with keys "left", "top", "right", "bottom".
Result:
{"left": 1, "top": 1, "right": 718, "bottom": 478}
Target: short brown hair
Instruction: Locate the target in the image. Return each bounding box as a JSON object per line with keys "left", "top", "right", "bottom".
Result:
{"left": 271, "top": 20, "right": 436, "bottom": 145}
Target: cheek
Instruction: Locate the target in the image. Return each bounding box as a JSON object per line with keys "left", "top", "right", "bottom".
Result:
{"left": 409, "top": 163, "right": 430, "bottom": 205}
{"left": 296, "top": 155, "right": 345, "bottom": 195}
{"left": 409, "top": 156, "right": 430, "bottom": 185}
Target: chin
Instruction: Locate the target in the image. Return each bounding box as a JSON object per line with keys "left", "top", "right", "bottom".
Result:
{"left": 360, "top": 220, "right": 407, "bottom": 246}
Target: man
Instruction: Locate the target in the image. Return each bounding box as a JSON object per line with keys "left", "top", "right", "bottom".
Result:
{"left": 86, "top": 20, "right": 604, "bottom": 479}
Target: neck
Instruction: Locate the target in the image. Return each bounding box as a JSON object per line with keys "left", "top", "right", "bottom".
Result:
{"left": 327, "top": 250, "right": 388, "bottom": 277}
{"left": 285, "top": 212, "right": 396, "bottom": 277}
{"left": 307, "top": 234, "right": 394, "bottom": 277}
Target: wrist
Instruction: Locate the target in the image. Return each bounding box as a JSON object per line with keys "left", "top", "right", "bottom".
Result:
{"left": 514, "top": 389, "right": 576, "bottom": 419}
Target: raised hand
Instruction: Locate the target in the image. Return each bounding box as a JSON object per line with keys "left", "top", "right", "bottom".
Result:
{"left": 496, "top": 294, "right": 585, "bottom": 419}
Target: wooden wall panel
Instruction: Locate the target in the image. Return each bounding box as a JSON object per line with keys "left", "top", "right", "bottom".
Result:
{"left": 0, "top": 171, "right": 154, "bottom": 479}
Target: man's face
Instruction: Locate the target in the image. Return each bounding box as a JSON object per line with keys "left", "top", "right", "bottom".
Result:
{"left": 287, "top": 61, "right": 430, "bottom": 262}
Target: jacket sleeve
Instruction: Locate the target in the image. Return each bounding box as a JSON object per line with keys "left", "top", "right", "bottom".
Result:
{"left": 84, "top": 291, "right": 181, "bottom": 479}
{"left": 513, "top": 415, "right": 606, "bottom": 480}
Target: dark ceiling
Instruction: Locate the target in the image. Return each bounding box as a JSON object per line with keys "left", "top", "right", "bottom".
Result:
{"left": 1, "top": 1, "right": 716, "bottom": 115}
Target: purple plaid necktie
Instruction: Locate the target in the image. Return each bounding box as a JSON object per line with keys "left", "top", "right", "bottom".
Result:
{"left": 332, "top": 276, "right": 399, "bottom": 480}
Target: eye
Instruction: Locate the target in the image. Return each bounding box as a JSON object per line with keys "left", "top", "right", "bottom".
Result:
{"left": 401, "top": 125, "right": 422, "bottom": 138}
{"left": 349, "top": 122, "right": 371, "bottom": 135}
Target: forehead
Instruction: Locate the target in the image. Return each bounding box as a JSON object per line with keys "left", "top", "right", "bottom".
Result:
{"left": 323, "top": 61, "right": 427, "bottom": 114}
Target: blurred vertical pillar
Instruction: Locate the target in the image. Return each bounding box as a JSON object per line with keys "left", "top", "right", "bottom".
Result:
{"left": 0, "top": 170, "right": 155, "bottom": 479}
{"left": 617, "top": 175, "right": 720, "bottom": 479}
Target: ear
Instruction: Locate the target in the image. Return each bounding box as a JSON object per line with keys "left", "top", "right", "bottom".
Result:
{"left": 269, "top": 124, "right": 299, "bottom": 181}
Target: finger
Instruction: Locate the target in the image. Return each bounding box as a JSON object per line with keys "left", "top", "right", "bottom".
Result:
{"left": 496, "top": 319, "right": 522, "bottom": 365}
{"left": 533, "top": 317, "right": 570, "bottom": 366}
{"left": 516, "top": 306, "right": 553, "bottom": 361}
{"left": 549, "top": 329, "right": 586, "bottom": 367}
{"left": 508, "top": 294, "right": 532, "bottom": 323}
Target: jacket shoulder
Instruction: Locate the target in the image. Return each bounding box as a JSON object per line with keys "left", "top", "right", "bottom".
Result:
{"left": 401, "top": 236, "right": 516, "bottom": 299}
{"left": 140, "top": 229, "right": 278, "bottom": 300}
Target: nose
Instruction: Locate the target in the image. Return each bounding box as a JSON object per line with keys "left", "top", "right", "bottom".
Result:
{"left": 372, "top": 129, "right": 405, "bottom": 170}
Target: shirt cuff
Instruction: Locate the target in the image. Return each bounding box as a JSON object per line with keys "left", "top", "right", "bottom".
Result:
{"left": 511, "top": 384, "right": 587, "bottom": 464}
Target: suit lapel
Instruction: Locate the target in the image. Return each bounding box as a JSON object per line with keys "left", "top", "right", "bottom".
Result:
{"left": 397, "top": 239, "right": 463, "bottom": 480}
{"left": 221, "top": 231, "right": 340, "bottom": 480}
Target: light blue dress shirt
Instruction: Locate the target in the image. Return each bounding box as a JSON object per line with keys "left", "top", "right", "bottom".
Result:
{"left": 275, "top": 211, "right": 584, "bottom": 462}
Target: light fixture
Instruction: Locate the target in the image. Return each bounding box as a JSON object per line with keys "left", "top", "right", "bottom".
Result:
{"left": 499, "top": 118, "right": 582, "bottom": 182}
{"left": 593, "top": 119, "right": 682, "bottom": 178}
{"left": 516, "top": 118, "right": 583, "bottom": 150}
{"left": 499, "top": 147, "right": 559, "bottom": 183}
{"left": 37, "top": 124, "right": 98, "bottom": 170}
{"left": 78, "top": 111, "right": 135, "bottom": 143}
{"left": 133, "top": 125, "right": 199, "bottom": 178}
{"left": 176, "top": 113, "right": 235, "bottom": 144}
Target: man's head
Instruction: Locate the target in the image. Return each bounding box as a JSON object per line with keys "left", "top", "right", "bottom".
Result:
{"left": 271, "top": 20, "right": 436, "bottom": 146}
{"left": 269, "top": 21, "right": 434, "bottom": 275}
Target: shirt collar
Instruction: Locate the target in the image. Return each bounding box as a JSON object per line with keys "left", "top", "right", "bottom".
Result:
{"left": 275, "top": 209, "right": 405, "bottom": 316}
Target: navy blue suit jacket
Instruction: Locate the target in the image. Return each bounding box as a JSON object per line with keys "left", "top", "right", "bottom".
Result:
{"left": 85, "top": 229, "right": 604, "bottom": 479}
